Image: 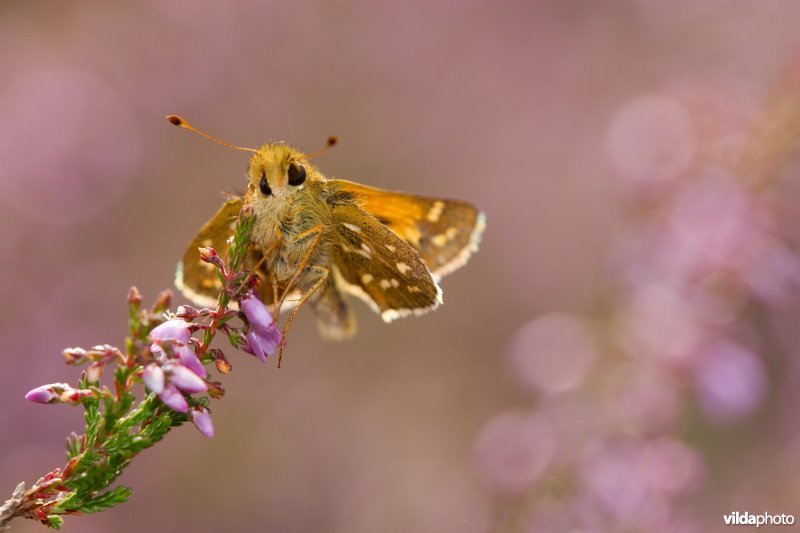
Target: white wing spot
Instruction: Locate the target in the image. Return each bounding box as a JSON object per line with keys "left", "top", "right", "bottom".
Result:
{"left": 396, "top": 262, "right": 412, "bottom": 275}
{"left": 379, "top": 279, "right": 392, "bottom": 290}
{"left": 357, "top": 242, "right": 373, "bottom": 259}
{"left": 385, "top": 244, "right": 396, "bottom": 252}
{"left": 432, "top": 227, "right": 459, "bottom": 247}
{"left": 407, "top": 285, "right": 422, "bottom": 293}
{"left": 343, "top": 222, "right": 362, "bottom": 234}
{"left": 390, "top": 278, "right": 400, "bottom": 288}
{"left": 427, "top": 201, "right": 445, "bottom": 222}
{"left": 361, "top": 273, "right": 374, "bottom": 284}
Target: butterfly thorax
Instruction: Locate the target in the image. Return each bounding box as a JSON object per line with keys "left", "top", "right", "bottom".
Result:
{"left": 246, "top": 178, "right": 334, "bottom": 286}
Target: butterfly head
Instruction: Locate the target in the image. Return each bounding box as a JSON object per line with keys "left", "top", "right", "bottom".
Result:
{"left": 246, "top": 143, "right": 309, "bottom": 202}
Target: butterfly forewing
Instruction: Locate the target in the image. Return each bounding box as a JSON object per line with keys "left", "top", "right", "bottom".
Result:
{"left": 329, "top": 180, "right": 485, "bottom": 278}
{"left": 331, "top": 203, "right": 442, "bottom": 322}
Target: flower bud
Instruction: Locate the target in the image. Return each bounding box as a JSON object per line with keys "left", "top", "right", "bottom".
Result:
{"left": 142, "top": 364, "right": 165, "bottom": 394}
{"left": 214, "top": 358, "right": 232, "bottom": 374}
{"left": 151, "top": 290, "right": 173, "bottom": 313}
{"left": 127, "top": 286, "right": 142, "bottom": 306}
{"left": 198, "top": 247, "right": 226, "bottom": 272}
{"left": 86, "top": 363, "right": 103, "bottom": 383}
{"left": 62, "top": 347, "right": 88, "bottom": 365}
{"left": 191, "top": 408, "right": 215, "bottom": 438}
{"left": 167, "top": 364, "right": 207, "bottom": 394}
{"left": 159, "top": 384, "right": 188, "bottom": 413}
{"left": 198, "top": 246, "right": 218, "bottom": 261}
{"left": 175, "top": 344, "right": 206, "bottom": 378}
{"left": 206, "top": 381, "right": 225, "bottom": 399}
{"left": 175, "top": 305, "right": 199, "bottom": 320}
{"left": 25, "top": 383, "right": 68, "bottom": 404}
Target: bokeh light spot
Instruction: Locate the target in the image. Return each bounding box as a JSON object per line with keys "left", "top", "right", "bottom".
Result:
{"left": 474, "top": 409, "right": 556, "bottom": 495}
{"left": 607, "top": 95, "right": 695, "bottom": 187}
{"left": 508, "top": 313, "right": 599, "bottom": 395}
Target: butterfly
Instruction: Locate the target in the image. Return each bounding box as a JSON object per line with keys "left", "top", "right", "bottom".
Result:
{"left": 169, "top": 116, "right": 485, "bottom": 357}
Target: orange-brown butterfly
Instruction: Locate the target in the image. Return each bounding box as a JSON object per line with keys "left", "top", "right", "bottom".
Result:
{"left": 169, "top": 116, "right": 485, "bottom": 361}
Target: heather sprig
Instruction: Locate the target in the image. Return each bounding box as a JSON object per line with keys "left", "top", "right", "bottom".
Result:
{"left": 0, "top": 204, "right": 280, "bottom": 530}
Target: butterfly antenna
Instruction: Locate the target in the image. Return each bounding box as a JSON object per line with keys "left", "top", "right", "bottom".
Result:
{"left": 306, "top": 135, "right": 338, "bottom": 159}
{"left": 166, "top": 115, "right": 257, "bottom": 153}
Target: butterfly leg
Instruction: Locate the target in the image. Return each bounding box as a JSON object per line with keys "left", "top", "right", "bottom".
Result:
{"left": 277, "top": 265, "right": 329, "bottom": 367}
{"left": 276, "top": 224, "right": 325, "bottom": 313}
{"left": 253, "top": 243, "right": 283, "bottom": 319}
{"left": 268, "top": 272, "right": 280, "bottom": 320}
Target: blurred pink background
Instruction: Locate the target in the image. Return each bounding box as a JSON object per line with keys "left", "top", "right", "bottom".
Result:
{"left": 3, "top": 2, "right": 800, "bottom": 532}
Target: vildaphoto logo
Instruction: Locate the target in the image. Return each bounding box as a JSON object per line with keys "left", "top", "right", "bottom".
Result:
{"left": 723, "top": 511, "right": 795, "bottom": 527}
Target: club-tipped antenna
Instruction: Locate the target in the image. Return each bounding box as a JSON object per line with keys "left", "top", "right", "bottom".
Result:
{"left": 306, "top": 135, "right": 338, "bottom": 159}
{"left": 166, "top": 115, "right": 257, "bottom": 153}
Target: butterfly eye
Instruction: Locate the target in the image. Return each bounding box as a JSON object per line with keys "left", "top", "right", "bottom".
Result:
{"left": 259, "top": 172, "right": 271, "bottom": 196}
{"left": 287, "top": 161, "right": 306, "bottom": 186}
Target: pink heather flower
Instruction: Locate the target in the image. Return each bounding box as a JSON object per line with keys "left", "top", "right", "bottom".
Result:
{"left": 148, "top": 319, "right": 207, "bottom": 380}
{"left": 167, "top": 364, "right": 207, "bottom": 394}
{"left": 159, "top": 384, "right": 188, "bottom": 413}
{"left": 239, "top": 294, "right": 282, "bottom": 362}
{"left": 149, "top": 319, "right": 192, "bottom": 356}
{"left": 175, "top": 344, "right": 206, "bottom": 378}
{"left": 146, "top": 320, "right": 208, "bottom": 412}
{"left": 142, "top": 364, "right": 165, "bottom": 394}
{"left": 145, "top": 360, "right": 207, "bottom": 412}
{"left": 25, "top": 383, "right": 69, "bottom": 404}
{"left": 191, "top": 408, "right": 214, "bottom": 438}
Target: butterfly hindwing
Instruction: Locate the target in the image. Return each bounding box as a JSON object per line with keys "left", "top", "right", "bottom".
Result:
{"left": 176, "top": 197, "right": 242, "bottom": 307}
{"left": 330, "top": 203, "right": 442, "bottom": 322}
{"left": 329, "top": 179, "right": 486, "bottom": 278}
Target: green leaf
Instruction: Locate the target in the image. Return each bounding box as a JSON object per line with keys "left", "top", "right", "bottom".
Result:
{"left": 76, "top": 486, "right": 133, "bottom": 514}
{"left": 66, "top": 432, "right": 82, "bottom": 460}
{"left": 121, "top": 394, "right": 157, "bottom": 426}
{"left": 46, "top": 514, "right": 64, "bottom": 529}
{"left": 84, "top": 401, "right": 102, "bottom": 445}
{"left": 49, "top": 492, "right": 77, "bottom": 514}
